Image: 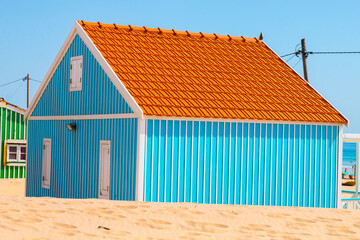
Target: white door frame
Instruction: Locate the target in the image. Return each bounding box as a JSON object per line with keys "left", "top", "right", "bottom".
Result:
{"left": 99, "top": 140, "right": 111, "bottom": 199}
{"left": 42, "top": 138, "right": 52, "bottom": 189}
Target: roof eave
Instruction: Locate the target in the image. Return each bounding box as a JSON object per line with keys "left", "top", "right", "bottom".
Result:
{"left": 261, "top": 41, "right": 349, "bottom": 127}
{"left": 143, "top": 114, "right": 347, "bottom": 126}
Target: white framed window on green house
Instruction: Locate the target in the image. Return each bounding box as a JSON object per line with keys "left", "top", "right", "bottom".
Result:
{"left": 70, "top": 55, "right": 83, "bottom": 91}
{"left": 4, "top": 139, "right": 27, "bottom": 166}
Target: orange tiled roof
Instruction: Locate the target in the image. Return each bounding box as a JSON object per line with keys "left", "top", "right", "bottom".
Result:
{"left": 79, "top": 21, "right": 347, "bottom": 124}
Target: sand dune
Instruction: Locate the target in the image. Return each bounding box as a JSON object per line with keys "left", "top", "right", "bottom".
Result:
{"left": 1, "top": 179, "right": 360, "bottom": 239}
{"left": 0, "top": 195, "right": 359, "bottom": 239}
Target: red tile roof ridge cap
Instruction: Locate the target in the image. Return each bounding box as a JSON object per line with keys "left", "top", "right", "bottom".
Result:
{"left": 78, "top": 20, "right": 262, "bottom": 43}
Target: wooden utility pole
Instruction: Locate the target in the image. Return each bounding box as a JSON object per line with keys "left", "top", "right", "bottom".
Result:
{"left": 27, "top": 73, "right": 29, "bottom": 108}
{"left": 282, "top": 39, "right": 360, "bottom": 83}
{"left": 301, "top": 38, "right": 309, "bottom": 82}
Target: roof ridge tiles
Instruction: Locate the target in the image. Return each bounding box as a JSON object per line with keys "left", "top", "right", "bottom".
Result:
{"left": 79, "top": 20, "right": 260, "bottom": 43}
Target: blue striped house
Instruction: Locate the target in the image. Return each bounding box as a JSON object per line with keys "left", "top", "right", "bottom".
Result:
{"left": 25, "top": 21, "right": 348, "bottom": 208}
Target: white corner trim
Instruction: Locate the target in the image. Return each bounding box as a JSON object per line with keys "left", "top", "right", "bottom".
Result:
{"left": 28, "top": 113, "right": 137, "bottom": 121}
{"left": 24, "top": 119, "right": 29, "bottom": 195}
{"left": 135, "top": 118, "right": 146, "bottom": 201}
{"left": 337, "top": 125, "right": 343, "bottom": 208}
{"left": 262, "top": 41, "right": 349, "bottom": 126}
{"left": 75, "top": 22, "right": 143, "bottom": 119}
{"left": 25, "top": 23, "right": 78, "bottom": 119}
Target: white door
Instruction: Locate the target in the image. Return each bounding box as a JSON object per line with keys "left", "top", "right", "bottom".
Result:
{"left": 99, "top": 141, "right": 111, "bottom": 199}
{"left": 42, "top": 138, "right": 51, "bottom": 189}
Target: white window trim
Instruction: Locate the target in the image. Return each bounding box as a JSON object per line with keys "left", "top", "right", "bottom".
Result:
{"left": 6, "top": 144, "right": 27, "bottom": 166}
{"left": 4, "top": 139, "right": 27, "bottom": 166}
{"left": 42, "top": 138, "right": 52, "bottom": 189}
{"left": 70, "top": 55, "right": 83, "bottom": 92}
{"left": 28, "top": 113, "right": 136, "bottom": 121}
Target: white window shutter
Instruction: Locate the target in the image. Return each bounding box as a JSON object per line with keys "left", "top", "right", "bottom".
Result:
{"left": 70, "top": 56, "right": 83, "bottom": 91}
{"left": 70, "top": 64, "right": 73, "bottom": 85}
{"left": 79, "top": 62, "right": 83, "bottom": 87}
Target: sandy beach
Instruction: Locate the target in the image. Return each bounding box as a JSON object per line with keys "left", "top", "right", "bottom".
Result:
{"left": 1, "top": 179, "right": 360, "bottom": 239}
{"left": 0, "top": 179, "right": 26, "bottom": 196}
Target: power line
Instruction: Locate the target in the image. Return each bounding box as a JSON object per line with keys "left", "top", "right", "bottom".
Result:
{"left": 30, "top": 78, "right": 42, "bottom": 83}
{"left": 281, "top": 50, "right": 360, "bottom": 58}
{"left": 285, "top": 53, "right": 297, "bottom": 62}
{"left": 281, "top": 51, "right": 300, "bottom": 58}
{"left": 308, "top": 51, "right": 360, "bottom": 55}
{"left": 0, "top": 74, "right": 39, "bottom": 108}
{"left": 283, "top": 39, "right": 360, "bottom": 82}
{"left": 0, "top": 78, "right": 24, "bottom": 87}
{"left": 293, "top": 58, "right": 302, "bottom": 68}
{"left": 0, "top": 76, "right": 41, "bottom": 88}
{"left": 8, "top": 81, "right": 24, "bottom": 101}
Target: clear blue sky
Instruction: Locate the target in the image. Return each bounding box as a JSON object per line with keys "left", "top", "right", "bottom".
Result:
{"left": 1, "top": 1, "right": 359, "bottom": 133}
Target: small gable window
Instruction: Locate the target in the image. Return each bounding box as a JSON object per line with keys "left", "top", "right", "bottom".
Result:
{"left": 70, "top": 55, "right": 83, "bottom": 91}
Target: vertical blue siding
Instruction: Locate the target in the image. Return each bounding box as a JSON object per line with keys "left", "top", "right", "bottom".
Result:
{"left": 198, "top": 121, "right": 205, "bottom": 203}
{"left": 191, "top": 121, "right": 199, "bottom": 203}
{"left": 26, "top": 118, "right": 138, "bottom": 200}
{"left": 31, "top": 35, "right": 132, "bottom": 117}
{"left": 143, "top": 119, "right": 340, "bottom": 208}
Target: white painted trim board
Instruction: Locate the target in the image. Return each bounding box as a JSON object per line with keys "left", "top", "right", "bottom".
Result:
{"left": 135, "top": 118, "right": 146, "bottom": 201}
{"left": 28, "top": 113, "right": 137, "bottom": 120}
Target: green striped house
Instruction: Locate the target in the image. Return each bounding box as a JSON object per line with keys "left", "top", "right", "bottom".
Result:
{"left": 0, "top": 98, "right": 27, "bottom": 179}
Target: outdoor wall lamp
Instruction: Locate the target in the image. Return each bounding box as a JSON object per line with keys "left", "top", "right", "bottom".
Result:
{"left": 66, "top": 123, "right": 76, "bottom": 131}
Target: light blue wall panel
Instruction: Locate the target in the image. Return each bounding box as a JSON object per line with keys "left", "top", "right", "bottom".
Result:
{"left": 31, "top": 35, "right": 132, "bottom": 116}
{"left": 26, "top": 118, "right": 137, "bottom": 200}
{"left": 143, "top": 119, "right": 339, "bottom": 208}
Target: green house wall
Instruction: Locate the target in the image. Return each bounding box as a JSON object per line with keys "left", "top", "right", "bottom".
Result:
{"left": 0, "top": 107, "right": 27, "bottom": 179}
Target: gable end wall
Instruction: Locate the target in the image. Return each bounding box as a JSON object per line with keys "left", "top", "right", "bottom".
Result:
{"left": 31, "top": 34, "right": 133, "bottom": 117}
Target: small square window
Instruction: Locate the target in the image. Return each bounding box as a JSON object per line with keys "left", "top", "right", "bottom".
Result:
{"left": 5, "top": 143, "right": 26, "bottom": 166}
{"left": 9, "top": 146, "right": 17, "bottom": 153}
{"left": 70, "top": 55, "right": 83, "bottom": 92}
{"left": 20, "top": 147, "right": 26, "bottom": 160}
